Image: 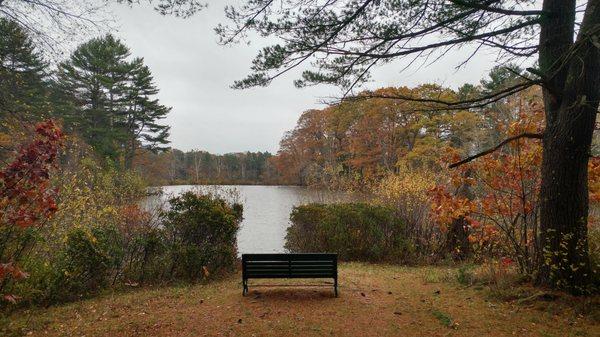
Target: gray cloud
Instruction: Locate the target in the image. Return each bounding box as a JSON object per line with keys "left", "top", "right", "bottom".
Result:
{"left": 108, "top": 1, "right": 498, "bottom": 154}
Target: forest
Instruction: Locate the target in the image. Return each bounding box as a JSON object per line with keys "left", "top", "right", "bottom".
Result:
{"left": 138, "top": 149, "right": 279, "bottom": 185}
{"left": 1, "top": 0, "right": 600, "bottom": 336}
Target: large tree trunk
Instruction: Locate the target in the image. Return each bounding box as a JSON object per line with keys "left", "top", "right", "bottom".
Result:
{"left": 537, "top": 0, "right": 600, "bottom": 293}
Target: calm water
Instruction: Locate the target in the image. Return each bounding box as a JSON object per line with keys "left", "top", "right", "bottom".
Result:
{"left": 147, "top": 185, "right": 348, "bottom": 254}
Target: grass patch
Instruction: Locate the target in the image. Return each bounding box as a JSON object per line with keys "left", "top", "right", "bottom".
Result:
{"left": 456, "top": 264, "right": 475, "bottom": 286}
{"left": 431, "top": 309, "right": 453, "bottom": 328}
{"left": 420, "top": 267, "right": 454, "bottom": 284}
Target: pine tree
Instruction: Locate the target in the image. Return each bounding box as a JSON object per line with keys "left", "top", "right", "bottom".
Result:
{"left": 123, "top": 58, "right": 171, "bottom": 169}
{"left": 57, "top": 34, "right": 132, "bottom": 162}
{"left": 0, "top": 19, "right": 50, "bottom": 119}
{"left": 0, "top": 19, "right": 52, "bottom": 157}
{"left": 58, "top": 34, "right": 170, "bottom": 166}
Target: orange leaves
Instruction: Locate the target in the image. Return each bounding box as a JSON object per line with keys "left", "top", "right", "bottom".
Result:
{"left": 430, "top": 100, "right": 544, "bottom": 264}
{"left": 272, "top": 85, "right": 482, "bottom": 186}
{"left": 0, "top": 263, "right": 29, "bottom": 281}
{"left": 588, "top": 157, "right": 600, "bottom": 203}
{"left": 0, "top": 262, "right": 30, "bottom": 302}
{"left": 119, "top": 204, "right": 151, "bottom": 228}
{"left": 429, "top": 185, "right": 476, "bottom": 231}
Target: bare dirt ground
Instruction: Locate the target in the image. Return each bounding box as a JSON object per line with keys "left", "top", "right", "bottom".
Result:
{"left": 3, "top": 263, "right": 599, "bottom": 337}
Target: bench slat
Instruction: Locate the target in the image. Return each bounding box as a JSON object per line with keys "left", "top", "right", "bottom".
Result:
{"left": 246, "top": 261, "right": 334, "bottom": 265}
{"left": 243, "top": 253, "right": 336, "bottom": 261}
{"left": 247, "top": 265, "right": 334, "bottom": 269}
{"left": 246, "top": 269, "right": 334, "bottom": 274}
{"left": 245, "top": 274, "right": 335, "bottom": 278}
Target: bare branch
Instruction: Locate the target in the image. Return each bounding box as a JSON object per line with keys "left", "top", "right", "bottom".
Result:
{"left": 449, "top": 132, "right": 543, "bottom": 168}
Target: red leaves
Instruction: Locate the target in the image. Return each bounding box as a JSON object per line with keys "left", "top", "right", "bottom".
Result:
{"left": 0, "top": 263, "right": 29, "bottom": 280}
{"left": 0, "top": 120, "right": 63, "bottom": 303}
{"left": 500, "top": 257, "right": 514, "bottom": 268}
{"left": 1, "top": 120, "right": 63, "bottom": 230}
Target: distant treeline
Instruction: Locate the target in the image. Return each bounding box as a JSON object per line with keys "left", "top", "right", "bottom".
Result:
{"left": 133, "top": 149, "right": 284, "bottom": 186}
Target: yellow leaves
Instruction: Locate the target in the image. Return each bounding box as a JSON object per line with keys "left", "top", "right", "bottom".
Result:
{"left": 101, "top": 206, "right": 117, "bottom": 216}
{"left": 378, "top": 169, "right": 436, "bottom": 198}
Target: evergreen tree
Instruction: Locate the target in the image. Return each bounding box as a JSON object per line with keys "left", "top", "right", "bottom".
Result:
{"left": 0, "top": 19, "right": 53, "bottom": 158}
{"left": 0, "top": 19, "right": 50, "bottom": 121}
{"left": 124, "top": 58, "right": 171, "bottom": 169}
{"left": 58, "top": 34, "right": 132, "bottom": 161}
{"left": 58, "top": 35, "right": 170, "bottom": 166}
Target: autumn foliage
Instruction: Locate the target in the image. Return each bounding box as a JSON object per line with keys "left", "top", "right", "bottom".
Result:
{"left": 430, "top": 96, "right": 599, "bottom": 276}
{"left": 271, "top": 85, "right": 480, "bottom": 187}
{"left": 0, "top": 120, "right": 63, "bottom": 303}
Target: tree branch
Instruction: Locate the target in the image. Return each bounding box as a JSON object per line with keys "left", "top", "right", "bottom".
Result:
{"left": 324, "top": 18, "right": 541, "bottom": 59}
{"left": 450, "top": 0, "right": 545, "bottom": 16}
{"left": 449, "top": 132, "right": 543, "bottom": 168}
{"left": 342, "top": 79, "right": 540, "bottom": 110}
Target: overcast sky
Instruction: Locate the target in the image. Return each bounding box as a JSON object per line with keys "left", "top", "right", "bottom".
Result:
{"left": 107, "top": 1, "right": 501, "bottom": 154}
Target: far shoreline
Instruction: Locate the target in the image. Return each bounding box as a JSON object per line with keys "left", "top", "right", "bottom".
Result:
{"left": 147, "top": 182, "right": 305, "bottom": 188}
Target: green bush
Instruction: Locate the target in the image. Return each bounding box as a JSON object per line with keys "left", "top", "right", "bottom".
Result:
{"left": 162, "top": 191, "right": 242, "bottom": 280}
{"left": 48, "top": 225, "right": 123, "bottom": 302}
{"left": 285, "top": 203, "right": 408, "bottom": 262}
{"left": 122, "top": 227, "right": 170, "bottom": 284}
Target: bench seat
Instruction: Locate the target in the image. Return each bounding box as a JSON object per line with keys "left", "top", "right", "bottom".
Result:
{"left": 242, "top": 253, "right": 338, "bottom": 296}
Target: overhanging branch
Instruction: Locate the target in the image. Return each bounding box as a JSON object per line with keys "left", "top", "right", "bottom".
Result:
{"left": 449, "top": 132, "right": 543, "bottom": 168}
{"left": 340, "top": 79, "right": 541, "bottom": 110}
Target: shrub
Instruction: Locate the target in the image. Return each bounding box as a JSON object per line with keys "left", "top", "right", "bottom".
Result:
{"left": 372, "top": 169, "right": 442, "bottom": 260}
{"left": 120, "top": 225, "right": 169, "bottom": 284}
{"left": 285, "top": 203, "right": 408, "bottom": 262}
{"left": 162, "top": 191, "right": 243, "bottom": 280}
{"left": 45, "top": 225, "right": 123, "bottom": 303}
{"left": 456, "top": 264, "right": 476, "bottom": 286}
{"left": 0, "top": 121, "right": 62, "bottom": 304}
{"left": 1, "top": 133, "right": 247, "bottom": 307}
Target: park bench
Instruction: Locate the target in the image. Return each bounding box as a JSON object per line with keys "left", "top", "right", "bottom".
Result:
{"left": 241, "top": 253, "right": 338, "bottom": 297}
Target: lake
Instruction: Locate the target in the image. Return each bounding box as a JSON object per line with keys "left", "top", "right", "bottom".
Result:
{"left": 148, "top": 185, "right": 349, "bottom": 254}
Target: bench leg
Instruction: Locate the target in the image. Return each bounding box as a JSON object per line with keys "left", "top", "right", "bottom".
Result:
{"left": 242, "top": 279, "right": 248, "bottom": 296}
{"left": 334, "top": 278, "right": 338, "bottom": 297}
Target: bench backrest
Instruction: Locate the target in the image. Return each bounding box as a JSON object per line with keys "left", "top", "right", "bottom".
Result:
{"left": 242, "top": 253, "right": 337, "bottom": 279}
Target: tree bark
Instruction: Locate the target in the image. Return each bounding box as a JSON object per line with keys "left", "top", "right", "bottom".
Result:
{"left": 537, "top": 0, "right": 600, "bottom": 293}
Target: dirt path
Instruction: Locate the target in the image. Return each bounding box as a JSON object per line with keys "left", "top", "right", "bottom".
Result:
{"left": 4, "top": 263, "right": 598, "bottom": 336}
